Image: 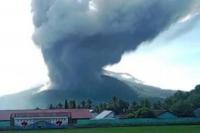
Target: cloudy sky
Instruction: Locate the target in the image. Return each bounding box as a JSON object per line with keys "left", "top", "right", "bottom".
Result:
{"left": 0, "top": 0, "right": 200, "bottom": 96}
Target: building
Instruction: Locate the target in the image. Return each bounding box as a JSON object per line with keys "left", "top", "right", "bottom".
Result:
{"left": 194, "top": 108, "right": 200, "bottom": 117}
{"left": 90, "top": 110, "right": 98, "bottom": 119}
{"left": 153, "top": 110, "right": 177, "bottom": 119}
{"left": 0, "top": 109, "right": 91, "bottom": 129}
{"left": 10, "top": 112, "right": 69, "bottom": 129}
{"left": 94, "top": 110, "right": 115, "bottom": 120}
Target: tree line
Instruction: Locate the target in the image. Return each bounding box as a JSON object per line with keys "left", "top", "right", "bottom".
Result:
{"left": 47, "top": 84, "right": 200, "bottom": 118}
{"left": 49, "top": 99, "right": 92, "bottom": 110}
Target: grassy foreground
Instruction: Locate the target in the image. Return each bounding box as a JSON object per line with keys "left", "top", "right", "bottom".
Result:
{"left": 1, "top": 125, "right": 200, "bottom": 133}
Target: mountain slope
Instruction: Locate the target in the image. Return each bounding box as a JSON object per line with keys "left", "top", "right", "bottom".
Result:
{"left": 0, "top": 72, "right": 175, "bottom": 109}
{"left": 104, "top": 71, "right": 175, "bottom": 99}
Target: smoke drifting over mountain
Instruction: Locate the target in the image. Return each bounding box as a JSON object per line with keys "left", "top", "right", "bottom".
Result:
{"left": 32, "top": 0, "right": 200, "bottom": 100}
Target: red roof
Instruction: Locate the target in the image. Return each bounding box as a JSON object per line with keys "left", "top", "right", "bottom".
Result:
{"left": 12, "top": 112, "right": 70, "bottom": 118}
{"left": 0, "top": 109, "right": 92, "bottom": 120}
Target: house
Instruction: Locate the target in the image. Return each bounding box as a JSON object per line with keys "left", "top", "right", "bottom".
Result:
{"left": 89, "top": 110, "right": 98, "bottom": 119}
{"left": 0, "top": 109, "right": 92, "bottom": 129}
{"left": 153, "top": 110, "right": 177, "bottom": 119}
{"left": 94, "top": 110, "right": 115, "bottom": 120}
{"left": 194, "top": 108, "right": 200, "bottom": 117}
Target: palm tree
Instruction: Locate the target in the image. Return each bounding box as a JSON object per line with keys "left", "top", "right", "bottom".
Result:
{"left": 69, "top": 100, "right": 76, "bottom": 109}
{"left": 64, "top": 99, "right": 69, "bottom": 109}
{"left": 86, "top": 99, "right": 92, "bottom": 109}
{"left": 57, "top": 103, "right": 63, "bottom": 109}
{"left": 81, "top": 100, "right": 86, "bottom": 108}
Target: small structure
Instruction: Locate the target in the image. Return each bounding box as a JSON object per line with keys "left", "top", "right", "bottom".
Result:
{"left": 0, "top": 109, "right": 91, "bottom": 129}
{"left": 95, "top": 110, "right": 115, "bottom": 120}
{"left": 194, "top": 108, "right": 200, "bottom": 117}
{"left": 10, "top": 112, "right": 69, "bottom": 129}
{"left": 153, "top": 110, "right": 177, "bottom": 119}
{"left": 90, "top": 110, "right": 98, "bottom": 119}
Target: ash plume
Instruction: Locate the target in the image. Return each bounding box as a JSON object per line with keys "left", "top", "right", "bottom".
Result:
{"left": 31, "top": 0, "right": 200, "bottom": 102}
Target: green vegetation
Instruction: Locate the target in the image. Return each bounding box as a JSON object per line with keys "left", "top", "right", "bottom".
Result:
{"left": 1, "top": 125, "right": 200, "bottom": 133}
{"left": 47, "top": 84, "right": 200, "bottom": 118}
{"left": 165, "top": 85, "right": 200, "bottom": 117}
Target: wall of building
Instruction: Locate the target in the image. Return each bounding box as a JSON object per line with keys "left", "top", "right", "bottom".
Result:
{"left": 105, "top": 112, "right": 115, "bottom": 119}
{"left": 157, "top": 112, "right": 177, "bottom": 119}
{"left": 0, "top": 121, "right": 10, "bottom": 130}
{"left": 14, "top": 116, "right": 68, "bottom": 129}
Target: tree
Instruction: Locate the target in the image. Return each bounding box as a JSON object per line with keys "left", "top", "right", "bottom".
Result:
{"left": 111, "top": 96, "right": 119, "bottom": 113}
{"left": 140, "top": 99, "right": 151, "bottom": 108}
{"left": 86, "top": 99, "right": 92, "bottom": 109}
{"left": 81, "top": 100, "right": 86, "bottom": 108}
{"left": 64, "top": 99, "right": 69, "bottom": 109}
{"left": 135, "top": 107, "right": 154, "bottom": 118}
{"left": 94, "top": 105, "right": 100, "bottom": 113}
{"left": 164, "top": 84, "right": 200, "bottom": 117}
{"left": 57, "top": 103, "right": 63, "bottom": 109}
{"left": 131, "top": 102, "right": 137, "bottom": 109}
{"left": 49, "top": 104, "right": 54, "bottom": 109}
{"left": 170, "top": 101, "right": 193, "bottom": 117}
{"left": 77, "top": 105, "right": 81, "bottom": 109}
{"left": 35, "top": 107, "right": 40, "bottom": 110}
{"left": 69, "top": 100, "right": 76, "bottom": 109}
{"left": 153, "top": 101, "right": 163, "bottom": 110}
{"left": 98, "top": 103, "right": 107, "bottom": 112}
{"left": 118, "top": 99, "right": 129, "bottom": 113}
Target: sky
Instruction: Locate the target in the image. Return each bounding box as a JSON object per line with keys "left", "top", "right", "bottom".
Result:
{"left": 0, "top": 0, "right": 49, "bottom": 96}
{"left": 106, "top": 20, "right": 200, "bottom": 91}
{"left": 0, "top": 0, "right": 199, "bottom": 96}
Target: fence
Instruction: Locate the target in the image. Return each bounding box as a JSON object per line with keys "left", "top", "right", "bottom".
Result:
{"left": 1, "top": 118, "right": 200, "bottom": 130}
{"left": 76, "top": 118, "right": 200, "bottom": 127}
{"left": 0, "top": 121, "right": 10, "bottom": 130}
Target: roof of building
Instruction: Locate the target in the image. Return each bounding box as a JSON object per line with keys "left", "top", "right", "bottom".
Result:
{"left": 153, "top": 110, "right": 168, "bottom": 116}
{"left": 0, "top": 109, "right": 92, "bottom": 120}
{"left": 194, "top": 108, "right": 200, "bottom": 112}
{"left": 12, "top": 112, "right": 70, "bottom": 118}
{"left": 95, "top": 110, "right": 114, "bottom": 119}
{"left": 153, "top": 110, "right": 177, "bottom": 119}
{"left": 194, "top": 108, "right": 200, "bottom": 117}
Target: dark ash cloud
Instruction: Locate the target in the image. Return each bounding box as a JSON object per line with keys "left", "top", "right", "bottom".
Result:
{"left": 31, "top": 0, "right": 200, "bottom": 101}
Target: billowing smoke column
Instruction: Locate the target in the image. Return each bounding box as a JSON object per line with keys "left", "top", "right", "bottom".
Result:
{"left": 31, "top": 0, "right": 200, "bottom": 101}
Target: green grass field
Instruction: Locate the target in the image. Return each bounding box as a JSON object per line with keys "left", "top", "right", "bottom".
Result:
{"left": 1, "top": 125, "right": 200, "bottom": 133}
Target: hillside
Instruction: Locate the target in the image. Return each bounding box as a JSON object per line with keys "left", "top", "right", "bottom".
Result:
{"left": 0, "top": 72, "right": 175, "bottom": 109}
{"left": 104, "top": 71, "right": 175, "bottom": 99}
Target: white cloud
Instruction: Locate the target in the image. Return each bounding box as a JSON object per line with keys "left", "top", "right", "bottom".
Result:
{"left": 0, "top": 0, "right": 49, "bottom": 96}
{"left": 106, "top": 24, "right": 200, "bottom": 91}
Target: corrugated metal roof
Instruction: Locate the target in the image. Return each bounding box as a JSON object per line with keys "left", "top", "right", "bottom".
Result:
{"left": 95, "top": 110, "right": 114, "bottom": 119}
{"left": 0, "top": 109, "right": 92, "bottom": 120}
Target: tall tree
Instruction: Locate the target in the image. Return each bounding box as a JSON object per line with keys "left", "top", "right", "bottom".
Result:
{"left": 69, "top": 100, "right": 76, "bottom": 109}
{"left": 81, "top": 100, "right": 86, "bottom": 108}
{"left": 86, "top": 99, "right": 92, "bottom": 109}
{"left": 111, "top": 96, "right": 119, "bottom": 113}
{"left": 140, "top": 99, "right": 151, "bottom": 108}
{"left": 135, "top": 107, "right": 155, "bottom": 118}
{"left": 153, "top": 101, "right": 163, "bottom": 110}
{"left": 49, "top": 104, "right": 54, "bottom": 109}
{"left": 64, "top": 99, "right": 69, "bottom": 109}
{"left": 57, "top": 103, "right": 63, "bottom": 109}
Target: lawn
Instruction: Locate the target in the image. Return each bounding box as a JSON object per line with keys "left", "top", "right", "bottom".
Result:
{"left": 1, "top": 125, "right": 200, "bottom": 133}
